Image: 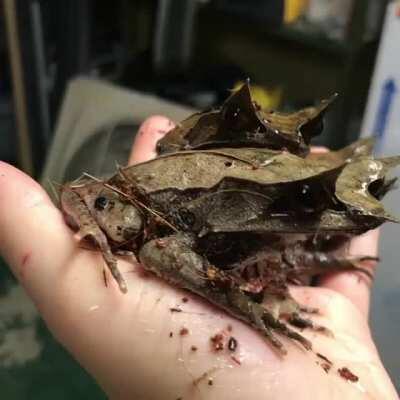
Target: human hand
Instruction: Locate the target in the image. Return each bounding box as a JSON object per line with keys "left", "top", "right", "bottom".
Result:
{"left": 0, "top": 116, "right": 397, "bottom": 399}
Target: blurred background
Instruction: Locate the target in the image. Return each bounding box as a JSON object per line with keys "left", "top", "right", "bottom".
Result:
{"left": 0, "top": 0, "right": 399, "bottom": 397}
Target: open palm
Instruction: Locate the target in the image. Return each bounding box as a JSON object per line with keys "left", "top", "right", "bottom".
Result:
{"left": 0, "top": 116, "right": 397, "bottom": 399}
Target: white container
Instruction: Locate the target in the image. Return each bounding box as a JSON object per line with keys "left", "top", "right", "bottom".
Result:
{"left": 306, "top": 0, "right": 354, "bottom": 39}
{"left": 360, "top": 1, "right": 400, "bottom": 389}
{"left": 361, "top": 1, "right": 400, "bottom": 156}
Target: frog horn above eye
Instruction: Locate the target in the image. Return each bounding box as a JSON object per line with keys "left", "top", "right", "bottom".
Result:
{"left": 60, "top": 187, "right": 128, "bottom": 293}
{"left": 335, "top": 156, "right": 400, "bottom": 223}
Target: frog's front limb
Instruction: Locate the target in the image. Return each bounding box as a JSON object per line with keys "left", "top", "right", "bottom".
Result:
{"left": 61, "top": 187, "right": 128, "bottom": 293}
{"left": 138, "top": 233, "right": 311, "bottom": 354}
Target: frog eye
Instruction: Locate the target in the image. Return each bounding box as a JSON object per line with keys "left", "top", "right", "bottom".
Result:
{"left": 94, "top": 196, "right": 109, "bottom": 211}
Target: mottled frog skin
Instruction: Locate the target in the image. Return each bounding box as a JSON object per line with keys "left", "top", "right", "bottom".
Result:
{"left": 60, "top": 85, "right": 399, "bottom": 353}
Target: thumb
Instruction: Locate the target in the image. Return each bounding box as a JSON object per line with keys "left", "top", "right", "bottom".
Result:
{"left": 129, "top": 115, "right": 175, "bottom": 165}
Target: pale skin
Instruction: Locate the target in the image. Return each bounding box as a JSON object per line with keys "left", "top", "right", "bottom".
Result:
{"left": 0, "top": 116, "right": 397, "bottom": 399}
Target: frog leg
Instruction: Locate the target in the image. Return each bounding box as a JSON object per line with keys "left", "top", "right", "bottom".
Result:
{"left": 227, "top": 248, "right": 319, "bottom": 315}
{"left": 286, "top": 312, "right": 331, "bottom": 335}
{"left": 284, "top": 245, "right": 377, "bottom": 280}
{"left": 224, "top": 247, "right": 322, "bottom": 321}
{"left": 138, "top": 233, "right": 312, "bottom": 354}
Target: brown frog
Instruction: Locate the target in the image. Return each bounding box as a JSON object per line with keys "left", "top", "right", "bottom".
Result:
{"left": 157, "top": 82, "right": 336, "bottom": 157}
{"left": 60, "top": 130, "right": 399, "bottom": 353}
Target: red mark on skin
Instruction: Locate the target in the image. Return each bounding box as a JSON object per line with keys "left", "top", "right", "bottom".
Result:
{"left": 180, "top": 327, "right": 189, "bottom": 336}
{"left": 20, "top": 252, "right": 31, "bottom": 279}
{"left": 22, "top": 253, "right": 30, "bottom": 266}
{"left": 133, "top": 264, "right": 150, "bottom": 279}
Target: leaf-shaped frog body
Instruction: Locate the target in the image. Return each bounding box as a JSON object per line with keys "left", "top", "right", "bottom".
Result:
{"left": 60, "top": 136, "right": 397, "bottom": 285}
{"left": 157, "top": 82, "right": 336, "bottom": 157}
{"left": 60, "top": 91, "right": 398, "bottom": 354}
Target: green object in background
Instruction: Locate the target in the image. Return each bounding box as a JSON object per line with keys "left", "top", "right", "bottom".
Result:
{"left": 0, "top": 260, "right": 106, "bottom": 400}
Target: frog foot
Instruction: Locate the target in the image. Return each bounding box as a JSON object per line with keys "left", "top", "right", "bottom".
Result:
{"left": 261, "top": 293, "right": 330, "bottom": 339}
{"left": 252, "top": 302, "right": 313, "bottom": 354}
{"left": 286, "top": 312, "right": 332, "bottom": 336}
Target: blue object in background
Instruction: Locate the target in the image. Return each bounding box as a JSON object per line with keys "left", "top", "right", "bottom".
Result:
{"left": 372, "top": 78, "right": 397, "bottom": 147}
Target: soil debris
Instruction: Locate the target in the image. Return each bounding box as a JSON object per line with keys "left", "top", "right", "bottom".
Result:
{"left": 228, "top": 336, "right": 238, "bottom": 352}
{"left": 338, "top": 367, "right": 359, "bottom": 382}
{"left": 210, "top": 333, "right": 224, "bottom": 351}
{"left": 231, "top": 355, "right": 241, "bottom": 365}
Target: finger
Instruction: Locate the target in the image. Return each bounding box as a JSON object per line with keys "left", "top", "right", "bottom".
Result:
{"left": 317, "top": 229, "right": 380, "bottom": 317}
{"left": 0, "top": 162, "right": 110, "bottom": 312}
{"left": 129, "top": 115, "right": 175, "bottom": 165}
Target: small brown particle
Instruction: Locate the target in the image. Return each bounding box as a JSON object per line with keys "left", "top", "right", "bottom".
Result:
{"left": 228, "top": 336, "right": 238, "bottom": 352}
{"left": 182, "top": 297, "right": 189, "bottom": 303}
{"left": 206, "top": 266, "right": 217, "bottom": 280}
{"left": 231, "top": 355, "right": 241, "bottom": 365}
{"left": 210, "top": 333, "right": 224, "bottom": 351}
{"left": 208, "top": 378, "right": 213, "bottom": 386}
{"left": 321, "top": 363, "right": 331, "bottom": 373}
{"left": 338, "top": 367, "right": 359, "bottom": 382}
{"left": 226, "top": 324, "right": 233, "bottom": 332}
{"left": 170, "top": 307, "right": 182, "bottom": 313}
{"left": 316, "top": 353, "right": 332, "bottom": 365}
{"left": 191, "top": 345, "right": 198, "bottom": 352}
{"left": 180, "top": 327, "right": 189, "bottom": 336}
{"left": 169, "top": 332, "right": 173, "bottom": 338}
{"left": 193, "top": 367, "right": 218, "bottom": 387}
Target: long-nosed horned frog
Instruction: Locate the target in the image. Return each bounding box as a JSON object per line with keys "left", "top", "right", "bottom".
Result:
{"left": 60, "top": 83, "right": 399, "bottom": 354}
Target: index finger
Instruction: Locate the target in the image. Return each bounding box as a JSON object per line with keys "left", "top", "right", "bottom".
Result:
{"left": 129, "top": 116, "right": 175, "bottom": 164}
